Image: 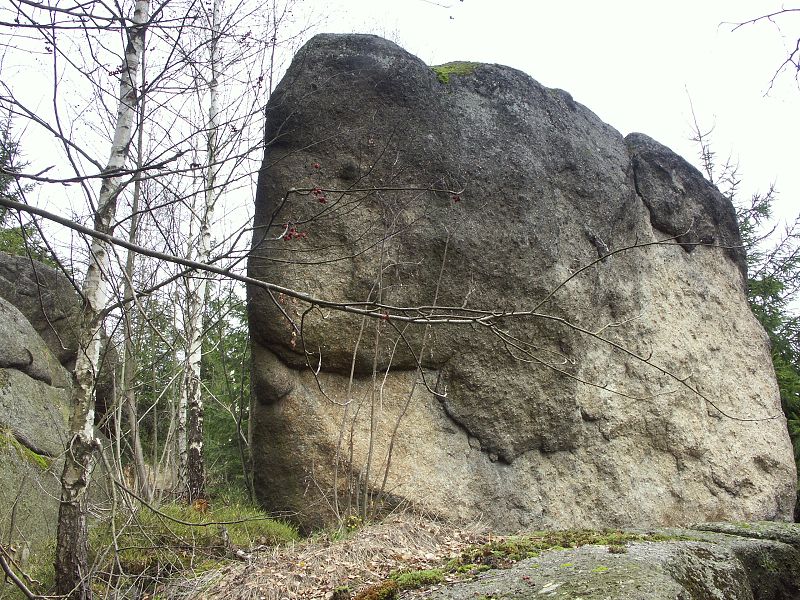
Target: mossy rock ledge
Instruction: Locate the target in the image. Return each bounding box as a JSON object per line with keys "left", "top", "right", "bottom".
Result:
{"left": 0, "top": 294, "right": 70, "bottom": 561}
{"left": 423, "top": 522, "right": 800, "bottom": 599}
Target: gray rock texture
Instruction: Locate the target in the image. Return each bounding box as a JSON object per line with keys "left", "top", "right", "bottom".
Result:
{"left": 0, "top": 295, "right": 70, "bottom": 559}
{"left": 0, "top": 251, "right": 81, "bottom": 367}
{"left": 247, "top": 34, "right": 796, "bottom": 530}
{"left": 426, "top": 522, "right": 800, "bottom": 600}
{"left": 0, "top": 250, "right": 117, "bottom": 424}
{"left": 0, "top": 252, "right": 113, "bottom": 565}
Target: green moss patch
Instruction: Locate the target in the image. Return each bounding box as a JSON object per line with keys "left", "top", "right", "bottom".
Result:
{"left": 0, "top": 429, "right": 52, "bottom": 470}
{"left": 354, "top": 579, "right": 398, "bottom": 600}
{"left": 353, "top": 530, "right": 679, "bottom": 599}
{"left": 431, "top": 61, "right": 479, "bottom": 84}
{"left": 390, "top": 568, "right": 445, "bottom": 588}
{"left": 446, "top": 529, "right": 685, "bottom": 571}
{"left": 355, "top": 568, "right": 444, "bottom": 600}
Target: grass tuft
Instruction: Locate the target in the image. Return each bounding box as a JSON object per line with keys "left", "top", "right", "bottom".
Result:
{"left": 89, "top": 498, "right": 298, "bottom": 594}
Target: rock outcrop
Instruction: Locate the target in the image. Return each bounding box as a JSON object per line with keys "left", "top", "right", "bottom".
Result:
{"left": 0, "top": 253, "right": 82, "bottom": 368}
{"left": 0, "top": 294, "right": 70, "bottom": 559}
{"left": 0, "top": 251, "right": 113, "bottom": 562}
{"left": 429, "top": 522, "right": 800, "bottom": 600}
{"left": 0, "top": 251, "right": 117, "bottom": 428}
{"left": 158, "top": 520, "right": 800, "bottom": 600}
{"left": 247, "top": 34, "right": 796, "bottom": 530}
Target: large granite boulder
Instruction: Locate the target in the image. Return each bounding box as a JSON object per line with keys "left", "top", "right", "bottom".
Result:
{"left": 247, "top": 34, "right": 796, "bottom": 531}
{"left": 0, "top": 253, "right": 114, "bottom": 569}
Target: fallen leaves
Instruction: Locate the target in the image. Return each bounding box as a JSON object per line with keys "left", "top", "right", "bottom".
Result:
{"left": 158, "top": 513, "right": 488, "bottom": 600}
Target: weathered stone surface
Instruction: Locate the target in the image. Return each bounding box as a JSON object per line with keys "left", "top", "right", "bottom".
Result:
{"left": 627, "top": 132, "right": 748, "bottom": 272}
{"left": 0, "top": 296, "right": 70, "bottom": 559}
{"left": 427, "top": 525, "right": 800, "bottom": 600}
{"left": 0, "top": 251, "right": 81, "bottom": 367}
{"left": 247, "top": 34, "right": 796, "bottom": 530}
{"left": 0, "top": 297, "right": 62, "bottom": 388}
{"left": 0, "top": 254, "right": 114, "bottom": 566}
{"left": 0, "top": 297, "right": 70, "bottom": 455}
{"left": 0, "top": 250, "right": 117, "bottom": 426}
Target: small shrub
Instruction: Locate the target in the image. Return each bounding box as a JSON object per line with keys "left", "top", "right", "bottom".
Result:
{"left": 354, "top": 579, "right": 398, "bottom": 600}
{"left": 332, "top": 585, "right": 351, "bottom": 600}
{"left": 345, "top": 514, "right": 364, "bottom": 532}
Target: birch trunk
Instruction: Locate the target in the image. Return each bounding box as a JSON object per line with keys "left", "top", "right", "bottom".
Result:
{"left": 176, "top": 287, "right": 188, "bottom": 490}
{"left": 185, "top": 0, "right": 220, "bottom": 502}
{"left": 121, "top": 42, "right": 152, "bottom": 501}
{"left": 54, "top": 2, "right": 150, "bottom": 596}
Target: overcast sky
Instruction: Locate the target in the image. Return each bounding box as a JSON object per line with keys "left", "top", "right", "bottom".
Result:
{"left": 305, "top": 0, "right": 799, "bottom": 223}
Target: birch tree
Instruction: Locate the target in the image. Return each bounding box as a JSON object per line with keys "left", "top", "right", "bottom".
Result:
{"left": 0, "top": 0, "right": 307, "bottom": 590}
{"left": 54, "top": 1, "right": 150, "bottom": 596}
{"left": 175, "top": 0, "right": 307, "bottom": 501}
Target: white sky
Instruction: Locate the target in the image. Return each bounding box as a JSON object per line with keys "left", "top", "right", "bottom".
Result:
{"left": 309, "top": 0, "right": 799, "bottom": 224}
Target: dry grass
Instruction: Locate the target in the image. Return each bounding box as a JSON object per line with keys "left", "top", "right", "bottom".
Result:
{"left": 159, "top": 512, "right": 489, "bottom": 600}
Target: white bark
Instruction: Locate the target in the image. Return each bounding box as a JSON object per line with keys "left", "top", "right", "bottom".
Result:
{"left": 184, "top": 0, "right": 219, "bottom": 501}
{"left": 120, "top": 41, "right": 154, "bottom": 501}
{"left": 55, "top": 1, "right": 150, "bottom": 597}
{"left": 176, "top": 287, "right": 188, "bottom": 488}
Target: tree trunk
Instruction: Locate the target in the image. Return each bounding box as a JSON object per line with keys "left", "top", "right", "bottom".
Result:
{"left": 176, "top": 288, "right": 188, "bottom": 494}
{"left": 54, "top": 2, "right": 150, "bottom": 596}
{"left": 120, "top": 41, "right": 153, "bottom": 501}
{"left": 185, "top": 0, "right": 220, "bottom": 503}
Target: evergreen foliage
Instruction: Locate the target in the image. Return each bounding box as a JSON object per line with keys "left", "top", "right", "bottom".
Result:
{"left": 202, "top": 288, "right": 252, "bottom": 495}
{"left": 0, "top": 119, "right": 54, "bottom": 265}
{"left": 737, "top": 190, "right": 800, "bottom": 465}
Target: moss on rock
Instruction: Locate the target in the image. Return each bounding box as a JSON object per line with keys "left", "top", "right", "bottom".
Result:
{"left": 0, "top": 429, "right": 52, "bottom": 470}
{"left": 430, "top": 61, "right": 479, "bottom": 84}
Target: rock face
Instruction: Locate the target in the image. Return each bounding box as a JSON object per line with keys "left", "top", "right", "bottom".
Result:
{"left": 428, "top": 522, "right": 800, "bottom": 600}
{"left": 247, "top": 34, "right": 796, "bottom": 531}
{"left": 0, "top": 252, "right": 82, "bottom": 368}
{"left": 0, "top": 251, "right": 116, "bottom": 425}
{"left": 0, "top": 293, "right": 70, "bottom": 557}
{"left": 0, "top": 251, "right": 113, "bottom": 559}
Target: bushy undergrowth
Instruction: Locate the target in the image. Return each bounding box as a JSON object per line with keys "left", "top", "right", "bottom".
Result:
{"left": 89, "top": 498, "right": 298, "bottom": 596}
